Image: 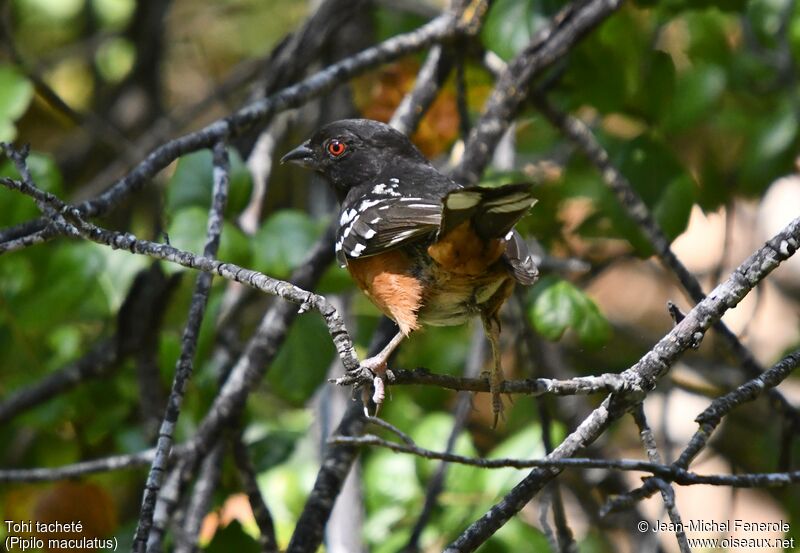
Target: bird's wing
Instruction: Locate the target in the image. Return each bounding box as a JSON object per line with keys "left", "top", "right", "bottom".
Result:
{"left": 439, "top": 183, "right": 537, "bottom": 240}
{"left": 336, "top": 195, "right": 442, "bottom": 266}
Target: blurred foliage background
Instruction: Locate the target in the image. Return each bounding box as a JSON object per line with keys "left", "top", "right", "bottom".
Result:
{"left": 1, "top": 0, "right": 799, "bottom": 551}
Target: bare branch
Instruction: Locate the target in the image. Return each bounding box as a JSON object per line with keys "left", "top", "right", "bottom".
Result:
{"left": 133, "top": 141, "right": 231, "bottom": 552}
{"left": 390, "top": 45, "right": 453, "bottom": 135}
{"left": 0, "top": 226, "right": 57, "bottom": 254}
{"left": 444, "top": 216, "right": 799, "bottom": 550}
{"left": 329, "top": 434, "right": 800, "bottom": 488}
{"left": 0, "top": 450, "right": 156, "bottom": 483}
{"left": 406, "top": 327, "right": 484, "bottom": 552}
{"left": 175, "top": 442, "right": 225, "bottom": 553}
{"left": 0, "top": 339, "right": 117, "bottom": 424}
{"left": 602, "top": 349, "right": 800, "bottom": 515}
{"left": 534, "top": 94, "right": 800, "bottom": 427}
{"left": 147, "top": 460, "right": 190, "bottom": 553}
{"left": 451, "top": 0, "right": 622, "bottom": 185}
{"left": 0, "top": 11, "right": 463, "bottom": 251}
{"left": 631, "top": 406, "right": 689, "bottom": 553}
{"left": 384, "top": 367, "right": 627, "bottom": 395}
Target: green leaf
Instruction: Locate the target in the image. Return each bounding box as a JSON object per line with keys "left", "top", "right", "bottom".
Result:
{"left": 247, "top": 430, "right": 301, "bottom": 472}
{"left": 740, "top": 100, "right": 799, "bottom": 195}
{"left": 570, "top": 134, "right": 697, "bottom": 252}
{"left": 363, "top": 448, "right": 420, "bottom": 510}
{"left": 529, "top": 278, "right": 611, "bottom": 347}
{"left": 685, "top": 10, "right": 737, "bottom": 65}
{"left": 561, "top": 8, "right": 651, "bottom": 114}
{"left": 0, "top": 65, "right": 34, "bottom": 141}
{"left": 373, "top": 6, "right": 426, "bottom": 42}
{"left": 483, "top": 425, "right": 545, "bottom": 498}
{"left": 410, "top": 413, "right": 482, "bottom": 494}
{"left": 266, "top": 314, "right": 335, "bottom": 405}
{"left": 94, "top": 37, "right": 135, "bottom": 83}
{"left": 369, "top": 525, "right": 412, "bottom": 553}
{"left": 13, "top": 242, "right": 110, "bottom": 329}
{"left": 252, "top": 210, "right": 323, "bottom": 279}
{"left": 0, "top": 120, "right": 14, "bottom": 142}
{"left": 481, "top": 0, "right": 553, "bottom": 62}
{"left": 165, "top": 148, "right": 253, "bottom": 216}
{"left": 664, "top": 64, "right": 726, "bottom": 131}
{"left": 529, "top": 278, "right": 575, "bottom": 341}
{"left": 653, "top": 174, "right": 696, "bottom": 240}
{"left": 572, "top": 297, "right": 613, "bottom": 349}
{"left": 165, "top": 207, "right": 252, "bottom": 273}
{"left": 652, "top": 0, "right": 747, "bottom": 10}
{"left": 166, "top": 207, "right": 208, "bottom": 257}
{"left": 638, "top": 50, "right": 676, "bottom": 123}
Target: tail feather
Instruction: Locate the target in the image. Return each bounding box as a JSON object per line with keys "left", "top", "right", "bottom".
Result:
{"left": 440, "top": 183, "right": 536, "bottom": 240}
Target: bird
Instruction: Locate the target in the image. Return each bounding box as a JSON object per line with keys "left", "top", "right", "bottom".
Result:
{"left": 282, "top": 119, "right": 538, "bottom": 424}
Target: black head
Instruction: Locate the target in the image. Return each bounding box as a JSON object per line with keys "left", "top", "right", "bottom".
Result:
{"left": 281, "top": 119, "right": 429, "bottom": 199}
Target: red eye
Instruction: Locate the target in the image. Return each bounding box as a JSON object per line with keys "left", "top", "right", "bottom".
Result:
{"left": 327, "top": 139, "right": 346, "bottom": 157}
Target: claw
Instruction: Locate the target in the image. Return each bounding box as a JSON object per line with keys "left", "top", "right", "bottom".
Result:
{"left": 372, "top": 373, "right": 385, "bottom": 416}
{"left": 359, "top": 355, "right": 388, "bottom": 417}
{"left": 491, "top": 390, "right": 505, "bottom": 429}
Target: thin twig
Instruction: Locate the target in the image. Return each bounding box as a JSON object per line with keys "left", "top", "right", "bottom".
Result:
{"left": 329, "top": 434, "right": 800, "bottom": 487}
{"left": 0, "top": 449, "right": 157, "bottom": 483}
{"left": 0, "top": 339, "right": 117, "bottom": 424}
{"left": 405, "top": 327, "right": 484, "bottom": 553}
{"left": 0, "top": 12, "right": 463, "bottom": 251}
{"left": 0, "top": 168, "right": 361, "bottom": 377}
{"left": 538, "top": 401, "right": 576, "bottom": 553}
{"left": 366, "top": 416, "right": 415, "bottom": 446}
{"left": 147, "top": 460, "right": 190, "bottom": 553}
{"left": 384, "top": 367, "right": 627, "bottom": 395}
{"left": 175, "top": 441, "right": 226, "bottom": 553}
{"left": 534, "top": 93, "right": 800, "bottom": 429}
{"left": 631, "top": 406, "right": 690, "bottom": 553}
{"left": 451, "top": 0, "right": 623, "bottom": 185}
{"left": 445, "top": 216, "right": 800, "bottom": 550}
{"left": 390, "top": 45, "right": 453, "bottom": 135}
{"left": 602, "top": 349, "right": 800, "bottom": 515}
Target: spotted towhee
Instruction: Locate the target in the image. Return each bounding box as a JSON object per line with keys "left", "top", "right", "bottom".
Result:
{"left": 282, "top": 119, "right": 538, "bottom": 423}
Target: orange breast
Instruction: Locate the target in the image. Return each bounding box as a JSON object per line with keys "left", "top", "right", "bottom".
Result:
{"left": 346, "top": 250, "right": 423, "bottom": 336}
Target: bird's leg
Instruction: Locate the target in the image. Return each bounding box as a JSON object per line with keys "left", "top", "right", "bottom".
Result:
{"left": 360, "top": 330, "right": 405, "bottom": 415}
{"left": 481, "top": 313, "right": 505, "bottom": 428}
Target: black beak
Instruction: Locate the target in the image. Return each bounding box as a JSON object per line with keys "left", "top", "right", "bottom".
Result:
{"left": 280, "top": 141, "right": 315, "bottom": 167}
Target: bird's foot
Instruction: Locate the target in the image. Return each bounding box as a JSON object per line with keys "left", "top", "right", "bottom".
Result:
{"left": 360, "top": 355, "right": 388, "bottom": 417}
{"left": 479, "top": 369, "right": 506, "bottom": 428}
{"left": 490, "top": 368, "right": 506, "bottom": 430}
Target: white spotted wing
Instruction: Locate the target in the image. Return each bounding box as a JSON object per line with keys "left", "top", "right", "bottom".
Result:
{"left": 335, "top": 194, "right": 441, "bottom": 267}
